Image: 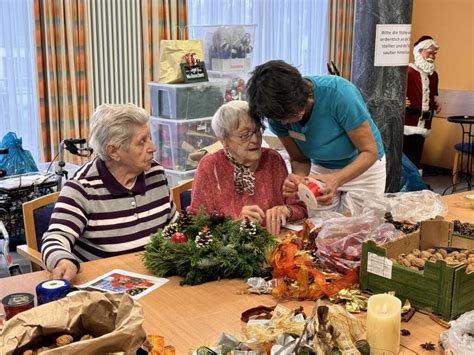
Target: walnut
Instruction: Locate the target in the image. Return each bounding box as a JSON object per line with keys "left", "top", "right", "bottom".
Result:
{"left": 56, "top": 334, "right": 74, "bottom": 347}
{"left": 421, "top": 251, "right": 432, "bottom": 259}
{"left": 37, "top": 347, "right": 51, "bottom": 353}
{"left": 22, "top": 351, "right": 34, "bottom": 355}
{"left": 412, "top": 258, "right": 425, "bottom": 268}
{"left": 455, "top": 252, "right": 467, "bottom": 260}
{"left": 409, "top": 266, "right": 419, "bottom": 270}
{"left": 449, "top": 251, "right": 459, "bottom": 257}
{"left": 428, "top": 256, "right": 438, "bottom": 263}
{"left": 433, "top": 252, "right": 444, "bottom": 260}
{"left": 412, "top": 249, "right": 421, "bottom": 257}
{"left": 444, "top": 257, "right": 462, "bottom": 266}
{"left": 438, "top": 249, "right": 448, "bottom": 257}
{"left": 401, "top": 259, "right": 412, "bottom": 267}
{"left": 427, "top": 248, "right": 436, "bottom": 254}
{"left": 466, "top": 264, "right": 474, "bottom": 274}
{"left": 406, "top": 253, "right": 416, "bottom": 261}
{"left": 467, "top": 256, "right": 474, "bottom": 264}
{"left": 80, "top": 334, "right": 94, "bottom": 341}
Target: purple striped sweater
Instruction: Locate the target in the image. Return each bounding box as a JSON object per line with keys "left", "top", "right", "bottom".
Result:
{"left": 41, "top": 158, "right": 178, "bottom": 271}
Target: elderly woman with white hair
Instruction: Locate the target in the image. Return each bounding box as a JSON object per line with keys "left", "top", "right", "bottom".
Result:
{"left": 188, "top": 100, "right": 307, "bottom": 235}
{"left": 41, "top": 103, "right": 178, "bottom": 280}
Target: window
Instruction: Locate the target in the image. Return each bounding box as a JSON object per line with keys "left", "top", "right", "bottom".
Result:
{"left": 187, "top": 0, "right": 329, "bottom": 75}
{"left": 0, "top": 0, "right": 39, "bottom": 163}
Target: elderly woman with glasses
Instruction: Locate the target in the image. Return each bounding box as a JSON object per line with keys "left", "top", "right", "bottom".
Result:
{"left": 41, "top": 103, "right": 178, "bottom": 280}
{"left": 188, "top": 100, "right": 307, "bottom": 235}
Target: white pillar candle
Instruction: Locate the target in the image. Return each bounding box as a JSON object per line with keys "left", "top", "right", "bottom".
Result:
{"left": 367, "top": 294, "right": 401, "bottom": 354}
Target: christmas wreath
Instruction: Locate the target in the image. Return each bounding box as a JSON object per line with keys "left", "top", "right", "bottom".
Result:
{"left": 142, "top": 211, "right": 277, "bottom": 285}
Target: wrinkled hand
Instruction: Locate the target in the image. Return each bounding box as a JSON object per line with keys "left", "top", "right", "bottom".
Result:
{"left": 265, "top": 205, "right": 291, "bottom": 235}
{"left": 283, "top": 174, "right": 306, "bottom": 197}
{"left": 51, "top": 259, "right": 78, "bottom": 281}
{"left": 405, "top": 98, "right": 411, "bottom": 107}
{"left": 435, "top": 100, "right": 442, "bottom": 114}
{"left": 309, "top": 173, "right": 340, "bottom": 205}
{"left": 240, "top": 205, "right": 265, "bottom": 224}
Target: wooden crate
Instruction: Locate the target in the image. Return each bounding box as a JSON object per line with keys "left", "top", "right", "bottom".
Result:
{"left": 360, "top": 219, "right": 474, "bottom": 320}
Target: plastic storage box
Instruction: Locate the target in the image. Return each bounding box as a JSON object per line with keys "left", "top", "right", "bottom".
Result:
{"left": 209, "top": 72, "right": 248, "bottom": 101}
{"left": 189, "top": 24, "right": 256, "bottom": 72}
{"left": 164, "top": 169, "right": 195, "bottom": 188}
{"left": 149, "top": 81, "right": 226, "bottom": 120}
{"left": 150, "top": 116, "right": 218, "bottom": 171}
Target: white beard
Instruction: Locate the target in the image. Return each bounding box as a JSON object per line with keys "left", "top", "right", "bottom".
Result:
{"left": 414, "top": 53, "right": 436, "bottom": 75}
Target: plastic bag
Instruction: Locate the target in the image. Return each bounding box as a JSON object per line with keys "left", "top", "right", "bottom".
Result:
{"left": 158, "top": 40, "right": 205, "bottom": 83}
{"left": 440, "top": 310, "right": 474, "bottom": 355}
{"left": 385, "top": 190, "right": 448, "bottom": 224}
{"left": 0, "top": 132, "right": 38, "bottom": 176}
{"left": 400, "top": 154, "right": 428, "bottom": 192}
{"left": 316, "top": 209, "right": 404, "bottom": 273}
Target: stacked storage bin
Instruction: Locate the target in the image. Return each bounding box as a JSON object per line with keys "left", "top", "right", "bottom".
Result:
{"left": 148, "top": 81, "right": 226, "bottom": 187}
{"left": 189, "top": 25, "right": 256, "bottom": 103}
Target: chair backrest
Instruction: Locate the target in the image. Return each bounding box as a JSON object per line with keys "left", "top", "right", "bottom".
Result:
{"left": 170, "top": 179, "right": 193, "bottom": 213}
{"left": 22, "top": 191, "right": 60, "bottom": 252}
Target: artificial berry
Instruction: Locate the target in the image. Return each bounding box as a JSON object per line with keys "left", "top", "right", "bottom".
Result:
{"left": 170, "top": 232, "right": 187, "bottom": 244}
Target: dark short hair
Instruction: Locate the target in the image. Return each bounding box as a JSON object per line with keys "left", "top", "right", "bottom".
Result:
{"left": 246, "top": 60, "right": 309, "bottom": 124}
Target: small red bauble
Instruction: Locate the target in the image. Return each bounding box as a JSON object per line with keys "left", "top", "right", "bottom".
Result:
{"left": 210, "top": 211, "right": 225, "bottom": 224}
{"left": 170, "top": 232, "right": 187, "bottom": 244}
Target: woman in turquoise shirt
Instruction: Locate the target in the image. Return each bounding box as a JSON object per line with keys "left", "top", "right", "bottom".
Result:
{"left": 246, "top": 60, "right": 386, "bottom": 213}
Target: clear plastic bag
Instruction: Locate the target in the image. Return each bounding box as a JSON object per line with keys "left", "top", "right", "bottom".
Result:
{"left": 385, "top": 190, "right": 447, "bottom": 224}
{"left": 440, "top": 310, "right": 474, "bottom": 355}
{"left": 0, "top": 132, "right": 38, "bottom": 176}
{"left": 316, "top": 209, "right": 403, "bottom": 273}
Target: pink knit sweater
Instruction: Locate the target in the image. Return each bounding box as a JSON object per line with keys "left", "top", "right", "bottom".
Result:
{"left": 188, "top": 148, "right": 307, "bottom": 222}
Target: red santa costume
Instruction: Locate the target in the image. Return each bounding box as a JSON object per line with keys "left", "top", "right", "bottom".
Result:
{"left": 403, "top": 35, "right": 440, "bottom": 168}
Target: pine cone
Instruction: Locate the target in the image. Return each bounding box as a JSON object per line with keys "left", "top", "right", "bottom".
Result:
{"left": 195, "top": 229, "right": 213, "bottom": 248}
{"left": 176, "top": 210, "right": 193, "bottom": 230}
{"left": 162, "top": 223, "right": 179, "bottom": 239}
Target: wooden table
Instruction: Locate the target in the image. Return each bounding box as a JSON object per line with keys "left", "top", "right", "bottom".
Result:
{"left": 1, "top": 193, "right": 473, "bottom": 354}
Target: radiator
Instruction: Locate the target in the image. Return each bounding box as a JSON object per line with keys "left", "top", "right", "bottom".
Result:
{"left": 86, "top": 0, "right": 143, "bottom": 107}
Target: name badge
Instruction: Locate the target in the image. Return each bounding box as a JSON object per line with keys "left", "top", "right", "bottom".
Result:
{"left": 289, "top": 130, "right": 306, "bottom": 142}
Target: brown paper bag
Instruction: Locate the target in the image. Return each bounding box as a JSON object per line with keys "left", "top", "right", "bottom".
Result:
{"left": 158, "top": 40, "right": 205, "bottom": 83}
{"left": 0, "top": 292, "right": 147, "bottom": 355}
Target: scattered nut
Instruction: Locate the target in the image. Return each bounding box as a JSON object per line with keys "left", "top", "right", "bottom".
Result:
{"left": 80, "top": 334, "right": 94, "bottom": 341}
{"left": 56, "top": 334, "right": 74, "bottom": 347}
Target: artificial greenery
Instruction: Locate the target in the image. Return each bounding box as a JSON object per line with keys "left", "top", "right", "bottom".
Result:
{"left": 142, "top": 210, "right": 277, "bottom": 285}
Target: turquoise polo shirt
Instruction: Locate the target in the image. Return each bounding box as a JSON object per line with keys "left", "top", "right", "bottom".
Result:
{"left": 269, "top": 75, "right": 385, "bottom": 169}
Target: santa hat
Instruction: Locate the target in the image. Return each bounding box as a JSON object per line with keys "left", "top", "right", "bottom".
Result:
{"left": 413, "top": 35, "right": 439, "bottom": 56}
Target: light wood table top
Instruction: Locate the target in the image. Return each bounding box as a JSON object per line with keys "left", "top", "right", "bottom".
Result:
{"left": 1, "top": 192, "right": 472, "bottom": 353}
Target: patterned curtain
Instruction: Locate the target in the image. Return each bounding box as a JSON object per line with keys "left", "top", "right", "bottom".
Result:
{"left": 328, "top": 0, "right": 354, "bottom": 80}
{"left": 34, "top": 0, "right": 89, "bottom": 162}
{"left": 142, "top": 0, "right": 188, "bottom": 111}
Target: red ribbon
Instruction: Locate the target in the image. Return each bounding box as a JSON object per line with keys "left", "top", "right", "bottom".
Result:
{"left": 307, "top": 181, "right": 322, "bottom": 197}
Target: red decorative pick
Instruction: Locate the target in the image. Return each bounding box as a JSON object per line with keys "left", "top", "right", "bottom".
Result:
{"left": 170, "top": 232, "right": 187, "bottom": 244}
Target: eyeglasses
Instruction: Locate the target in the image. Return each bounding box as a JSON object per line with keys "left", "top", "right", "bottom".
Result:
{"left": 231, "top": 127, "right": 264, "bottom": 142}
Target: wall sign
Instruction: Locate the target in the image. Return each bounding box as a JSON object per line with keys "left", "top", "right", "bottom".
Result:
{"left": 374, "top": 24, "right": 411, "bottom": 67}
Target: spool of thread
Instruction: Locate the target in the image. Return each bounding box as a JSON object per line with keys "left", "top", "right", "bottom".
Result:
{"left": 36, "top": 279, "right": 72, "bottom": 305}
{"left": 297, "top": 178, "right": 325, "bottom": 210}
{"left": 2, "top": 293, "right": 35, "bottom": 320}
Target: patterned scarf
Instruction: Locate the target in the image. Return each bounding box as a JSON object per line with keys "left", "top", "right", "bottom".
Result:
{"left": 224, "top": 147, "right": 256, "bottom": 196}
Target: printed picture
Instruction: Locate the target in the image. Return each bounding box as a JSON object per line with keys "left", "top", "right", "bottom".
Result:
{"left": 77, "top": 269, "right": 168, "bottom": 299}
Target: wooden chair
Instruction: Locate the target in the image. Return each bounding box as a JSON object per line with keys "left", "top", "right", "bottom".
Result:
{"left": 18, "top": 191, "right": 60, "bottom": 271}
{"left": 170, "top": 179, "right": 193, "bottom": 213}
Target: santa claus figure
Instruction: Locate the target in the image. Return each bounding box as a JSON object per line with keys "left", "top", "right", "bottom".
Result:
{"left": 403, "top": 35, "right": 441, "bottom": 168}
